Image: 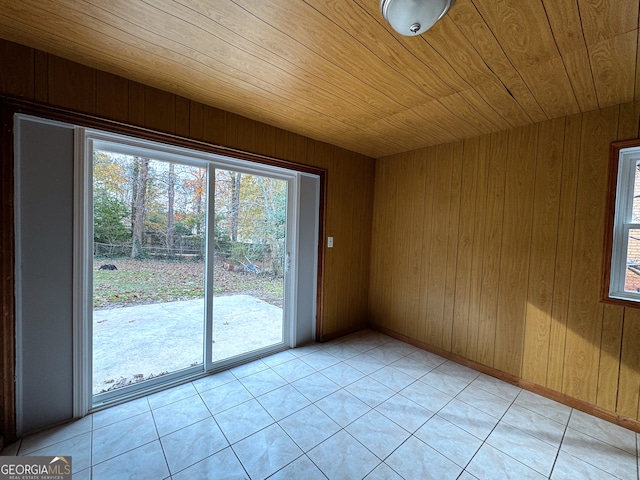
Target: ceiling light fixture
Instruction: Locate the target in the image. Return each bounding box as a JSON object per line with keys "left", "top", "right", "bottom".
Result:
{"left": 380, "top": 0, "right": 455, "bottom": 36}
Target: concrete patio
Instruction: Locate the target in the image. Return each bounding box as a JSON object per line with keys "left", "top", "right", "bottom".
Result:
{"left": 92, "top": 295, "right": 283, "bottom": 394}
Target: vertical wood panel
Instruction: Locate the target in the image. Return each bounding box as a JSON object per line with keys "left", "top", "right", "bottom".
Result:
{"left": 477, "top": 131, "right": 508, "bottom": 366}
{"left": 96, "top": 71, "right": 128, "bottom": 122}
{"left": 563, "top": 106, "right": 619, "bottom": 402}
{"left": 0, "top": 40, "right": 34, "bottom": 98}
{"left": 128, "top": 81, "right": 145, "bottom": 126}
{"left": 546, "top": 113, "right": 582, "bottom": 391}
{"left": 466, "top": 135, "right": 489, "bottom": 362}
{"left": 405, "top": 153, "right": 426, "bottom": 340}
{"left": 494, "top": 124, "right": 538, "bottom": 375}
{"left": 48, "top": 55, "right": 95, "bottom": 114}
{"left": 33, "top": 51, "right": 48, "bottom": 103}
{"left": 417, "top": 148, "right": 435, "bottom": 344}
{"left": 451, "top": 137, "right": 479, "bottom": 356}
{"left": 426, "top": 146, "right": 453, "bottom": 348}
{"left": 597, "top": 305, "right": 624, "bottom": 411}
{"left": 202, "top": 105, "right": 226, "bottom": 147}
{"left": 442, "top": 142, "right": 463, "bottom": 350}
{"left": 189, "top": 101, "right": 204, "bottom": 141}
{"left": 617, "top": 308, "right": 640, "bottom": 418}
{"left": 144, "top": 86, "right": 175, "bottom": 134}
{"left": 175, "top": 96, "right": 190, "bottom": 138}
{"left": 521, "top": 117, "right": 565, "bottom": 383}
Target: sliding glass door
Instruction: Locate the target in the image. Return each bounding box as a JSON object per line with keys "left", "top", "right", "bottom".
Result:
{"left": 88, "top": 132, "right": 293, "bottom": 406}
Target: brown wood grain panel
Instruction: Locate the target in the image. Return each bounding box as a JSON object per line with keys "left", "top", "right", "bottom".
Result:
{"left": 477, "top": 131, "right": 508, "bottom": 367}
{"left": 48, "top": 55, "right": 96, "bottom": 114}
{"left": 522, "top": 117, "right": 565, "bottom": 384}
{"left": 0, "top": 40, "right": 34, "bottom": 98}
{"left": 202, "top": 105, "right": 226, "bottom": 147}
{"left": 494, "top": 124, "right": 538, "bottom": 375}
{"left": 451, "top": 137, "right": 479, "bottom": 357}
{"left": 175, "top": 96, "right": 190, "bottom": 138}
{"left": 144, "top": 86, "right": 175, "bottom": 134}
{"left": 597, "top": 305, "right": 624, "bottom": 412}
{"left": 128, "top": 81, "right": 145, "bottom": 127}
{"left": 96, "top": 71, "right": 128, "bottom": 122}
{"left": 189, "top": 101, "right": 204, "bottom": 141}
{"left": 425, "top": 16, "right": 533, "bottom": 128}
{"left": 547, "top": 113, "right": 582, "bottom": 391}
{"left": 466, "top": 134, "right": 490, "bottom": 362}
{"left": 405, "top": 153, "right": 427, "bottom": 340}
{"left": 425, "top": 146, "right": 452, "bottom": 347}
{"left": 474, "top": 0, "right": 559, "bottom": 69}
{"left": 275, "top": 129, "right": 306, "bottom": 163}
{"left": 578, "top": 0, "right": 639, "bottom": 44}
{"left": 589, "top": 32, "right": 637, "bottom": 108}
{"left": 418, "top": 148, "right": 436, "bottom": 345}
{"left": 617, "top": 308, "right": 640, "bottom": 418}
{"left": 561, "top": 48, "right": 599, "bottom": 112}
{"left": 442, "top": 142, "right": 463, "bottom": 350}
{"left": 563, "top": 106, "right": 619, "bottom": 403}
{"left": 449, "top": 0, "right": 547, "bottom": 123}
{"left": 542, "top": 0, "right": 598, "bottom": 111}
{"left": 33, "top": 50, "right": 47, "bottom": 103}
{"left": 617, "top": 101, "right": 640, "bottom": 140}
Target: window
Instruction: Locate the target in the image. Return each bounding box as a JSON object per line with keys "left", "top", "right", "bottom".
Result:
{"left": 605, "top": 140, "right": 640, "bottom": 303}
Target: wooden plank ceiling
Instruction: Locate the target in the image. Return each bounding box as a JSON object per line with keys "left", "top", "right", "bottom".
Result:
{"left": 0, "top": 0, "right": 638, "bottom": 157}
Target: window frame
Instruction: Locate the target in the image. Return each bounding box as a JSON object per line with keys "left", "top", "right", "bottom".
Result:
{"left": 603, "top": 139, "right": 640, "bottom": 305}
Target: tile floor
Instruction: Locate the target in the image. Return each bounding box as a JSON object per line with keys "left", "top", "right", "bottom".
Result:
{"left": 2, "top": 329, "right": 639, "bottom": 479}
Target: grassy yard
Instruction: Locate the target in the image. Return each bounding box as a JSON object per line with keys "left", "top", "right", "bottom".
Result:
{"left": 94, "top": 258, "right": 284, "bottom": 309}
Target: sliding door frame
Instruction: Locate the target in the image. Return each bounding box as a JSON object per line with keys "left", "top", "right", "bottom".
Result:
{"left": 0, "top": 96, "right": 326, "bottom": 443}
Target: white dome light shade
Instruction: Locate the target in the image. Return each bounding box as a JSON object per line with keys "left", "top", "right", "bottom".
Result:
{"left": 380, "top": 0, "right": 455, "bottom": 36}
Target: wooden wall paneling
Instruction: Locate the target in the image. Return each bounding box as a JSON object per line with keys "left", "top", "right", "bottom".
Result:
{"left": 370, "top": 158, "right": 389, "bottom": 329}
{"left": 442, "top": 142, "right": 463, "bottom": 350}
{"left": 47, "top": 55, "right": 96, "bottom": 115}
{"left": 466, "top": 134, "right": 490, "bottom": 362}
{"left": 175, "top": 96, "right": 190, "bottom": 138}
{"left": 589, "top": 32, "right": 638, "bottom": 108}
{"left": 562, "top": 106, "right": 619, "bottom": 402}
{"left": 225, "top": 112, "right": 239, "bottom": 150}
{"left": 493, "top": 124, "right": 538, "bottom": 375}
{"left": 547, "top": 113, "right": 582, "bottom": 391}
{"left": 477, "top": 131, "right": 508, "bottom": 367}
{"left": 356, "top": 158, "right": 374, "bottom": 327}
{"left": 404, "top": 152, "right": 426, "bottom": 340}
{"left": 189, "top": 101, "right": 204, "bottom": 141}
{"left": 128, "top": 81, "right": 145, "bottom": 127}
{"left": 0, "top": 40, "right": 34, "bottom": 98}
{"left": 96, "top": 71, "right": 129, "bottom": 123}
{"left": 617, "top": 101, "right": 640, "bottom": 140}
{"left": 521, "top": 117, "right": 565, "bottom": 384}
{"left": 617, "top": 308, "right": 640, "bottom": 419}
{"left": 341, "top": 156, "right": 359, "bottom": 328}
{"left": 144, "top": 86, "right": 175, "bottom": 134}
{"left": 597, "top": 305, "right": 624, "bottom": 412}
{"left": 424, "top": 146, "right": 449, "bottom": 347}
{"left": 275, "top": 129, "right": 306, "bottom": 164}
{"left": 636, "top": 31, "right": 640, "bottom": 103}
{"left": 255, "top": 122, "right": 277, "bottom": 158}
{"left": 368, "top": 160, "right": 384, "bottom": 326}
{"left": 34, "top": 50, "right": 47, "bottom": 103}
{"left": 451, "top": 137, "right": 479, "bottom": 357}
{"left": 382, "top": 158, "right": 399, "bottom": 332}
{"left": 393, "top": 155, "right": 414, "bottom": 336}
{"left": 417, "top": 148, "right": 436, "bottom": 345}
{"left": 202, "top": 105, "right": 227, "bottom": 147}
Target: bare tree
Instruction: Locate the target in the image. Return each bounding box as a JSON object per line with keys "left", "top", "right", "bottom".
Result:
{"left": 131, "top": 157, "right": 149, "bottom": 258}
{"left": 167, "top": 162, "right": 175, "bottom": 253}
